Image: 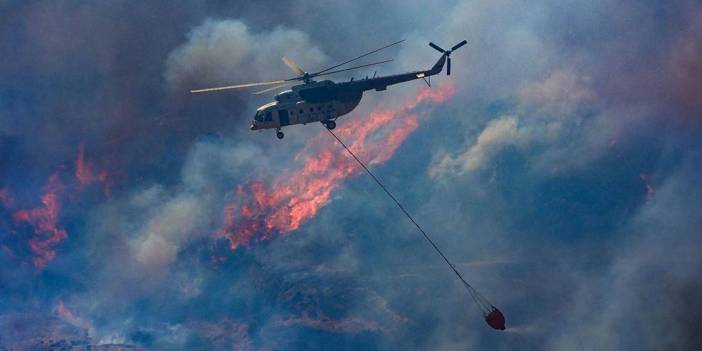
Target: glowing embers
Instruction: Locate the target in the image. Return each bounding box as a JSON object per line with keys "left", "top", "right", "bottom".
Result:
{"left": 216, "top": 83, "right": 455, "bottom": 250}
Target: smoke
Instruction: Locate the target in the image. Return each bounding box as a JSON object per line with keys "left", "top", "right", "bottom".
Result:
{"left": 132, "top": 192, "right": 213, "bottom": 271}
{"left": 165, "top": 19, "right": 328, "bottom": 91}
{"left": 431, "top": 116, "right": 529, "bottom": 177}
{"left": 666, "top": 11, "right": 702, "bottom": 116}
{"left": 545, "top": 154, "right": 702, "bottom": 350}
{"left": 2, "top": 1, "right": 702, "bottom": 350}
{"left": 88, "top": 139, "right": 266, "bottom": 276}
{"left": 639, "top": 173, "right": 654, "bottom": 203}
{"left": 217, "top": 83, "right": 454, "bottom": 249}
{"left": 518, "top": 70, "right": 596, "bottom": 117}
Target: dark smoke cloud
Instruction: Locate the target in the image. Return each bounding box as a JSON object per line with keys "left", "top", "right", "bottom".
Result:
{"left": 2, "top": 1, "right": 702, "bottom": 350}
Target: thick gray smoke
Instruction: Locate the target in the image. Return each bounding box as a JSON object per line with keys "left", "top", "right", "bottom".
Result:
{"left": 1, "top": 1, "right": 702, "bottom": 350}
{"left": 165, "top": 19, "right": 328, "bottom": 91}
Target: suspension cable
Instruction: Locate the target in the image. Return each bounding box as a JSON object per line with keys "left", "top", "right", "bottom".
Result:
{"left": 325, "top": 127, "right": 492, "bottom": 313}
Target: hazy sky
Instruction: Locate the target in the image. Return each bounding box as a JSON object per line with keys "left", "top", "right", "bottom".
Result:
{"left": 1, "top": 1, "right": 701, "bottom": 350}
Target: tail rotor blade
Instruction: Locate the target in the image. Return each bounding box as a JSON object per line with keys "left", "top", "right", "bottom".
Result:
{"left": 451, "top": 40, "right": 467, "bottom": 51}
{"left": 429, "top": 42, "right": 446, "bottom": 53}
{"left": 447, "top": 57, "right": 451, "bottom": 75}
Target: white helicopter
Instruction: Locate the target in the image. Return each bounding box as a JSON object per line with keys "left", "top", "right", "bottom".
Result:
{"left": 191, "top": 39, "right": 467, "bottom": 139}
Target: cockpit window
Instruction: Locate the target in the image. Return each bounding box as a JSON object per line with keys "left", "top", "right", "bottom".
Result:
{"left": 265, "top": 112, "right": 272, "bottom": 121}
{"left": 255, "top": 111, "right": 264, "bottom": 122}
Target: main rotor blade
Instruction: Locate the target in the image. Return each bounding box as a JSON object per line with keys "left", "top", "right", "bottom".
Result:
{"left": 282, "top": 56, "right": 306, "bottom": 76}
{"left": 253, "top": 82, "right": 293, "bottom": 95}
{"left": 314, "top": 59, "right": 394, "bottom": 78}
{"left": 451, "top": 40, "right": 468, "bottom": 51}
{"left": 314, "top": 39, "right": 404, "bottom": 75}
{"left": 190, "top": 80, "right": 287, "bottom": 93}
{"left": 429, "top": 42, "right": 446, "bottom": 53}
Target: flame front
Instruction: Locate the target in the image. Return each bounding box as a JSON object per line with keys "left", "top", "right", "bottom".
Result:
{"left": 55, "top": 299, "right": 93, "bottom": 331}
{"left": 2, "top": 144, "right": 111, "bottom": 269}
{"left": 75, "top": 143, "right": 111, "bottom": 195}
{"left": 12, "top": 173, "right": 67, "bottom": 269}
{"left": 217, "top": 83, "right": 455, "bottom": 250}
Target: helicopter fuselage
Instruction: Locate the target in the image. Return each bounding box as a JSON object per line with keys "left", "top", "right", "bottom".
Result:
{"left": 250, "top": 80, "right": 362, "bottom": 131}
{"left": 250, "top": 53, "right": 448, "bottom": 135}
{"left": 191, "top": 39, "right": 467, "bottom": 139}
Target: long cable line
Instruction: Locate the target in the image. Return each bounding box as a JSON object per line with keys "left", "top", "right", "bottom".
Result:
{"left": 325, "top": 127, "right": 493, "bottom": 314}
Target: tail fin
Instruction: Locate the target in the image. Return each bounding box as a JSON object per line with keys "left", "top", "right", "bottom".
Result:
{"left": 428, "top": 54, "right": 447, "bottom": 75}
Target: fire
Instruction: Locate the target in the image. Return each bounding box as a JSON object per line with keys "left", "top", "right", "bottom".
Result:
{"left": 55, "top": 299, "right": 93, "bottom": 331}
{"left": 217, "top": 83, "right": 455, "bottom": 250}
{"left": 56, "top": 299, "right": 78, "bottom": 322}
{"left": 75, "top": 143, "right": 110, "bottom": 195}
{"left": 1, "top": 144, "right": 112, "bottom": 269}
{"left": 12, "top": 173, "right": 67, "bottom": 269}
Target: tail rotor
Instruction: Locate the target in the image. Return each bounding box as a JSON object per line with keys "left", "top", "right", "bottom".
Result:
{"left": 429, "top": 40, "right": 467, "bottom": 76}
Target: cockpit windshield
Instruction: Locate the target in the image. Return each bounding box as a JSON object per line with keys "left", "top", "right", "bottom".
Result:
{"left": 254, "top": 110, "right": 274, "bottom": 122}
{"left": 254, "top": 102, "right": 278, "bottom": 123}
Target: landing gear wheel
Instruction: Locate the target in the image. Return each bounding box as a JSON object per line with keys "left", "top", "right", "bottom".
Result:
{"left": 276, "top": 131, "right": 284, "bottom": 139}
{"left": 325, "top": 121, "right": 336, "bottom": 130}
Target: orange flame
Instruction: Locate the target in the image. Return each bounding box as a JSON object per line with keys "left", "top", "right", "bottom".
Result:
{"left": 2, "top": 144, "right": 113, "bottom": 269}
{"left": 75, "top": 143, "right": 110, "bottom": 196}
{"left": 12, "top": 173, "right": 67, "bottom": 269}
{"left": 217, "top": 83, "right": 455, "bottom": 250}
{"left": 56, "top": 299, "right": 93, "bottom": 331}
{"left": 56, "top": 299, "right": 78, "bottom": 322}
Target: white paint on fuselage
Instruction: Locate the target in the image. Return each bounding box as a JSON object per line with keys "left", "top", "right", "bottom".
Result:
{"left": 250, "top": 86, "right": 359, "bottom": 131}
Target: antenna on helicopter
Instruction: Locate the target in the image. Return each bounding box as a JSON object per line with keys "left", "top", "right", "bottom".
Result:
{"left": 428, "top": 40, "right": 467, "bottom": 75}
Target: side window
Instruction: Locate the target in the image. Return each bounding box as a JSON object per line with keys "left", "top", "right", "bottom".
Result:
{"left": 299, "top": 109, "right": 303, "bottom": 114}
{"left": 265, "top": 112, "right": 272, "bottom": 121}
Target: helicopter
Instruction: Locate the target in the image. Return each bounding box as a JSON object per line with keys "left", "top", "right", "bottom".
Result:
{"left": 191, "top": 39, "right": 467, "bottom": 139}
